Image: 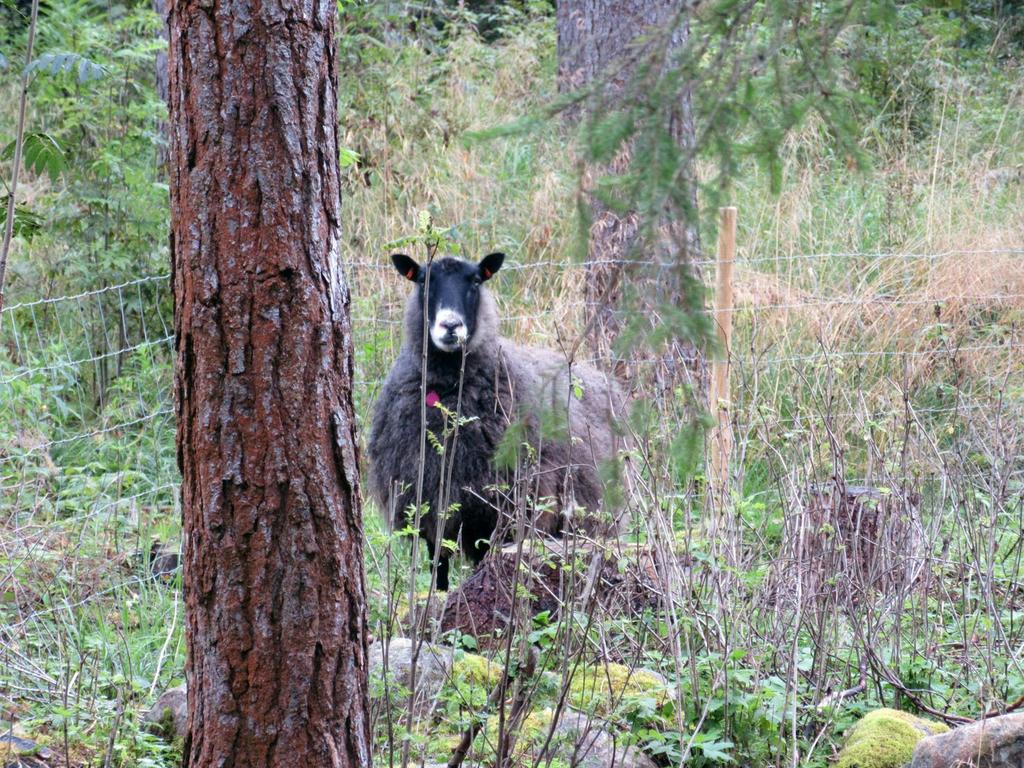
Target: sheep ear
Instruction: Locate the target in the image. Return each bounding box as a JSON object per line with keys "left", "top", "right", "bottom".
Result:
{"left": 391, "top": 253, "right": 420, "bottom": 282}
{"left": 478, "top": 252, "right": 505, "bottom": 281}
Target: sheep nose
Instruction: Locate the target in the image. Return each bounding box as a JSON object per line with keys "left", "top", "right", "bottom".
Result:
{"left": 441, "top": 318, "right": 463, "bottom": 331}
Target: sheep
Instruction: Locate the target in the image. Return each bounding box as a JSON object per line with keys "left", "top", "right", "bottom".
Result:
{"left": 368, "top": 252, "right": 628, "bottom": 591}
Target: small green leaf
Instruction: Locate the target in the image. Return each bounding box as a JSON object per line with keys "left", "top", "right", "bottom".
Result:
{"left": 0, "top": 204, "right": 43, "bottom": 239}
{"left": 339, "top": 146, "right": 360, "bottom": 168}
{"left": 26, "top": 51, "right": 106, "bottom": 82}
{"left": 571, "top": 375, "right": 584, "bottom": 401}
{"left": 417, "top": 210, "right": 432, "bottom": 233}
{"left": 7, "top": 133, "right": 66, "bottom": 180}
{"left": 694, "top": 733, "right": 735, "bottom": 764}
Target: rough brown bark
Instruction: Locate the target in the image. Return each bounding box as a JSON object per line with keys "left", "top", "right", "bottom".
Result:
{"left": 557, "top": 0, "right": 706, "bottom": 399}
{"left": 167, "top": 2, "right": 371, "bottom": 766}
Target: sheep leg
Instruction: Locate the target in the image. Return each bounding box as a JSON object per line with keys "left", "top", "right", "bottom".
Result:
{"left": 436, "top": 556, "right": 450, "bottom": 592}
{"left": 462, "top": 519, "right": 492, "bottom": 566}
{"left": 424, "top": 536, "right": 451, "bottom": 592}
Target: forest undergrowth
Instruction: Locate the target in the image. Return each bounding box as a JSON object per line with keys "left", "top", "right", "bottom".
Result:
{"left": 1, "top": 3, "right": 1022, "bottom": 766}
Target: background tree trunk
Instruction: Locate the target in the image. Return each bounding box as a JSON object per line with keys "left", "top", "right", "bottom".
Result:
{"left": 167, "top": 3, "right": 371, "bottom": 766}
{"left": 152, "top": 0, "right": 168, "bottom": 169}
{"left": 557, "top": 0, "right": 706, "bottom": 401}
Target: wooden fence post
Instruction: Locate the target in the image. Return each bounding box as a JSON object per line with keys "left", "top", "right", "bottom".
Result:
{"left": 709, "top": 206, "right": 736, "bottom": 553}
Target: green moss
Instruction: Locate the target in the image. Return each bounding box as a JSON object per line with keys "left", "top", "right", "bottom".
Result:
{"left": 568, "top": 663, "right": 668, "bottom": 715}
{"left": 429, "top": 651, "right": 505, "bottom": 742}
{"left": 515, "top": 707, "right": 574, "bottom": 768}
{"left": 521, "top": 707, "right": 555, "bottom": 736}
{"left": 430, "top": 660, "right": 667, "bottom": 763}
{"left": 451, "top": 651, "right": 502, "bottom": 688}
{"left": 481, "top": 706, "right": 554, "bottom": 748}
{"left": 470, "top": 707, "right": 570, "bottom": 768}
{"left": 835, "top": 708, "right": 949, "bottom": 768}
{"left": 155, "top": 708, "right": 180, "bottom": 743}
{"left": 423, "top": 727, "right": 463, "bottom": 763}
{"left": 394, "top": 589, "right": 437, "bottom": 623}
{"left": 421, "top": 701, "right": 558, "bottom": 765}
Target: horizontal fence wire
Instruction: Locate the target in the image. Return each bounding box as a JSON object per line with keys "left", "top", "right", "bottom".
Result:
{"left": 18, "top": 341, "right": 1021, "bottom": 393}
{"left": 0, "top": 274, "right": 171, "bottom": 314}
{"left": 6, "top": 408, "right": 175, "bottom": 458}
{"left": 0, "top": 336, "right": 174, "bottom": 385}
{"left": 1, "top": 247, "right": 1021, "bottom": 708}
{"left": 0, "top": 246, "right": 1019, "bottom": 463}
{"left": 1, "top": 243, "right": 1021, "bottom": 311}
{"left": 344, "top": 247, "right": 1024, "bottom": 271}
{"left": 1, "top": 248, "right": 1019, "bottom": 405}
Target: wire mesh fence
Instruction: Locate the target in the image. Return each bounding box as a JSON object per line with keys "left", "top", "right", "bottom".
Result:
{"left": 0, "top": 246, "right": 1021, "bottom": 721}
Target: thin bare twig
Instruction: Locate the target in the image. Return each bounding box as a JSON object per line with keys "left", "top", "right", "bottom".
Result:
{"left": 0, "top": 0, "right": 40, "bottom": 314}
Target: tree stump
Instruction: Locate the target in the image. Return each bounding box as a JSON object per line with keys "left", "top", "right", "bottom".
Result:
{"left": 792, "top": 482, "right": 925, "bottom": 610}
{"left": 439, "top": 538, "right": 677, "bottom": 646}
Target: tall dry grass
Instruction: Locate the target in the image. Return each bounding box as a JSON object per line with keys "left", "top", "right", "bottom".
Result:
{"left": 0, "top": 12, "right": 1021, "bottom": 768}
{"left": 346, "top": 20, "right": 1023, "bottom": 767}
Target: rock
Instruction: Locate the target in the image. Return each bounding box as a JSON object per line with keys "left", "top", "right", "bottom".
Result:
{"left": 403, "top": 655, "right": 668, "bottom": 766}
{"left": 0, "top": 732, "right": 51, "bottom": 760}
{"left": 513, "top": 708, "right": 657, "bottom": 768}
{"left": 836, "top": 708, "right": 948, "bottom": 768}
{"left": 4, "top": 758, "right": 48, "bottom": 768}
{"left": 369, "top": 637, "right": 457, "bottom": 719}
{"left": 0, "top": 730, "right": 53, "bottom": 767}
{"left": 910, "top": 712, "right": 1024, "bottom": 768}
{"left": 568, "top": 663, "right": 670, "bottom": 716}
{"left": 130, "top": 539, "right": 182, "bottom": 583}
{"left": 143, "top": 684, "right": 188, "bottom": 742}
{"left": 149, "top": 543, "right": 182, "bottom": 580}
{"left": 397, "top": 590, "right": 446, "bottom": 637}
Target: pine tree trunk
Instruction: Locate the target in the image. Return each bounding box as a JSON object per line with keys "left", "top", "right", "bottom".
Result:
{"left": 557, "top": 0, "right": 706, "bottom": 400}
{"left": 167, "top": 3, "right": 371, "bottom": 766}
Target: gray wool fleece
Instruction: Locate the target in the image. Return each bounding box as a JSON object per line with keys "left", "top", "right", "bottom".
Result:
{"left": 367, "top": 276, "right": 627, "bottom": 566}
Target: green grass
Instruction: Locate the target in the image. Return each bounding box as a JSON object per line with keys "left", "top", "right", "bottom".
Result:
{"left": 1, "top": 6, "right": 1023, "bottom": 767}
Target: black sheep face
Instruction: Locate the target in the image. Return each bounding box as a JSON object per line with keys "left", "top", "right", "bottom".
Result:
{"left": 391, "top": 252, "right": 504, "bottom": 353}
